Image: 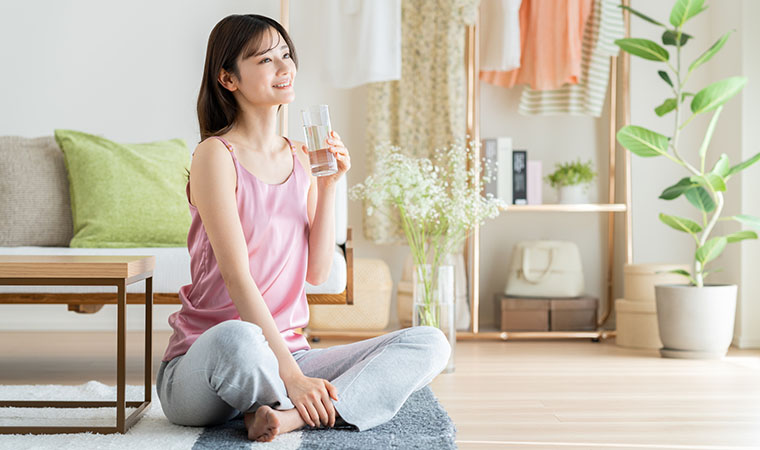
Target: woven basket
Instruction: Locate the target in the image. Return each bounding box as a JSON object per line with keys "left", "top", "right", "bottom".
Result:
{"left": 307, "top": 258, "right": 392, "bottom": 331}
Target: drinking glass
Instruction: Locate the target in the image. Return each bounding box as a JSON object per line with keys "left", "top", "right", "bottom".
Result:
{"left": 301, "top": 105, "right": 339, "bottom": 177}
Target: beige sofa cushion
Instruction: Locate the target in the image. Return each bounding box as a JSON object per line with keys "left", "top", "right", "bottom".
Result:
{"left": 0, "top": 136, "right": 73, "bottom": 246}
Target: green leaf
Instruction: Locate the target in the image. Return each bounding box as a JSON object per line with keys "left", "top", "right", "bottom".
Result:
{"left": 725, "top": 230, "right": 758, "bottom": 243}
{"left": 689, "top": 31, "right": 734, "bottom": 73}
{"left": 616, "top": 125, "right": 670, "bottom": 157}
{"left": 662, "top": 30, "right": 692, "bottom": 46}
{"left": 690, "top": 173, "right": 726, "bottom": 192}
{"left": 660, "top": 177, "right": 697, "bottom": 200}
{"left": 710, "top": 154, "right": 731, "bottom": 178}
{"left": 696, "top": 237, "right": 727, "bottom": 264}
{"left": 658, "top": 70, "right": 674, "bottom": 87}
{"left": 684, "top": 186, "right": 716, "bottom": 212}
{"left": 665, "top": 269, "right": 697, "bottom": 285}
{"left": 691, "top": 77, "right": 748, "bottom": 114}
{"left": 670, "top": 0, "right": 707, "bottom": 28}
{"left": 660, "top": 213, "right": 703, "bottom": 233}
{"left": 698, "top": 105, "right": 723, "bottom": 162}
{"left": 621, "top": 5, "right": 667, "bottom": 27}
{"left": 655, "top": 98, "right": 678, "bottom": 116}
{"left": 726, "top": 152, "right": 760, "bottom": 178}
{"left": 615, "top": 38, "right": 670, "bottom": 62}
{"left": 735, "top": 214, "right": 760, "bottom": 230}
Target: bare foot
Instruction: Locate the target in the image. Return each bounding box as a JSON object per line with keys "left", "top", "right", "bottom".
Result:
{"left": 245, "top": 406, "right": 280, "bottom": 442}
{"left": 244, "top": 406, "right": 309, "bottom": 442}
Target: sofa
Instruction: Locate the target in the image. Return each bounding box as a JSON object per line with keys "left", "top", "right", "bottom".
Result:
{"left": 0, "top": 134, "right": 353, "bottom": 320}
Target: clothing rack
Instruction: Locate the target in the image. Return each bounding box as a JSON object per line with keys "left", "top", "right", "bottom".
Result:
{"left": 460, "top": 0, "right": 633, "bottom": 340}
{"left": 283, "top": 0, "right": 634, "bottom": 341}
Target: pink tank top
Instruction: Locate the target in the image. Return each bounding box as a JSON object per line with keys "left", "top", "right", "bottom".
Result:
{"left": 162, "top": 135, "right": 311, "bottom": 362}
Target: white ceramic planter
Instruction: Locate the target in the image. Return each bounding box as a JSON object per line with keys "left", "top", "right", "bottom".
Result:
{"left": 655, "top": 284, "right": 738, "bottom": 359}
{"left": 557, "top": 185, "right": 590, "bottom": 204}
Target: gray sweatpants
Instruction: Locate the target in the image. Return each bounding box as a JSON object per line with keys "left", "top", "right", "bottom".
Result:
{"left": 156, "top": 320, "right": 451, "bottom": 431}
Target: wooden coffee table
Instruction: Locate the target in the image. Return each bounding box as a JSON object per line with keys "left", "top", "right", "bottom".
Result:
{"left": 0, "top": 255, "right": 154, "bottom": 434}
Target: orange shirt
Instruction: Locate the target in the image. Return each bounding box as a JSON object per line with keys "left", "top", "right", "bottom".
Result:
{"left": 480, "top": 0, "right": 593, "bottom": 90}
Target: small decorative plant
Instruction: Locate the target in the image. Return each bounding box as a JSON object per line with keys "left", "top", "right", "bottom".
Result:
{"left": 544, "top": 158, "right": 597, "bottom": 189}
{"left": 349, "top": 138, "right": 504, "bottom": 327}
{"left": 615, "top": 0, "right": 760, "bottom": 288}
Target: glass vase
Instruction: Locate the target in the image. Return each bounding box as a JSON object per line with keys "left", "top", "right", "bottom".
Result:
{"left": 412, "top": 264, "right": 456, "bottom": 373}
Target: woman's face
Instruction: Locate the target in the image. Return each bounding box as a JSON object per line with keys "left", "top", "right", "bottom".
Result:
{"left": 226, "top": 27, "right": 296, "bottom": 108}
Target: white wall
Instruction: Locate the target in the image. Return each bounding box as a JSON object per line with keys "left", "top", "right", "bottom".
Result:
{"left": 0, "top": 1, "right": 757, "bottom": 343}
{"left": 736, "top": 0, "right": 760, "bottom": 348}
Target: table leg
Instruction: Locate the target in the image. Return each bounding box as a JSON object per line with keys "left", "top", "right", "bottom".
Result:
{"left": 117, "top": 279, "right": 126, "bottom": 433}
{"left": 145, "top": 276, "right": 152, "bottom": 403}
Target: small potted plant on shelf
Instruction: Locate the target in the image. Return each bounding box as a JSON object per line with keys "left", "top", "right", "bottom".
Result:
{"left": 544, "top": 158, "right": 597, "bottom": 204}
{"left": 615, "top": 0, "right": 760, "bottom": 358}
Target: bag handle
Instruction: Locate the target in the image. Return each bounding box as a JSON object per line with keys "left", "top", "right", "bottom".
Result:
{"left": 520, "top": 246, "right": 555, "bottom": 284}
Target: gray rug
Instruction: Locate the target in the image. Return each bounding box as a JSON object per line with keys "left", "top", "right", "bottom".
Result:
{"left": 0, "top": 383, "right": 455, "bottom": 449}
{"left": 193, "top": 386, "right": 457, "bottom": 450}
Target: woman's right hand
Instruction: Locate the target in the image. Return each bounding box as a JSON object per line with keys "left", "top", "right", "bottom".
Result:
{"left": 284, "top": 374, "right": 339, "bottom": 428}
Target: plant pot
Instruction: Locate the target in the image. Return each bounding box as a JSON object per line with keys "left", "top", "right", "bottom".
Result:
{"left": 655, "top": 284, "right": 737, "bottom": 359}
{"left": 557, "top": 184, "right": 590, "bottom": 204}
{"left": 413, "top": 264, "right": 456, "bottom": 373}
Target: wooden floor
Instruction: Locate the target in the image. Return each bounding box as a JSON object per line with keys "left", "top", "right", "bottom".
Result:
{"left": 1, "top": 331, "right": 759, "bottom": 449}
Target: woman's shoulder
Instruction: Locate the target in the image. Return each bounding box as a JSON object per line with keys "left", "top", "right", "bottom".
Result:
{"left": 190, "top": 138, "right": 237, "bottom": 182}
{"left": 196, "top": 136, "right": 233, "bottom": 154}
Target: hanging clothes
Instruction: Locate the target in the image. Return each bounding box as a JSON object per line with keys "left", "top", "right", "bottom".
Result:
{"left": 480, "top": 0, "right": 593, "bottom": 90}
{"left": 518, "top": 0, "right": 624, "bottom": 117}
{"left": 363, "top": 0, "right": 479, "bottom": 244}
{"left": 324, "top": 0, "right": 402, "bottom": 89}
{"left": 479, "top": 0, "right": 523, "bottom": 72}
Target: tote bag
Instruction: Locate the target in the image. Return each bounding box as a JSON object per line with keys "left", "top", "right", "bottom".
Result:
{"left": 504, "top": 240, "right": 584, "bottom": 298}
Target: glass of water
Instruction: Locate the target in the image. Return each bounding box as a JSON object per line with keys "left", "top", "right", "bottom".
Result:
{"left": 301, "top": 105, "right": 339, "bottom": 177}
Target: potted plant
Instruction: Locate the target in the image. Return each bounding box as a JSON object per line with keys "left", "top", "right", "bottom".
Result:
{"left": 544, "top": 158, "right": 597, "bottom": 204}
{"left": 349, "top": 138, "right": 504, "bottom": 372}
{"left": 615, "top": 0, "right": 760, "bottom": 358}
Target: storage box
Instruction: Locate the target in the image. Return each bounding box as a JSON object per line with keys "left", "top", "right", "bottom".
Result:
{"left": 308, "top": 258, "right": 391, "bottom": 331}
{"left": 615, "top": 298, "right": 662, "bottom": 349}
{"left": 623, "top": 263, "right": 690, "bottom": 302}
{"left": 549, "top": 297, "right": 598, "bottom": 331}
{"left": 498, "top": 294, "right": 549, "bottom": 331}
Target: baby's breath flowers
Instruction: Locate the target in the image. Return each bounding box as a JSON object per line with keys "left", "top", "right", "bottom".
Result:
{"left": 350, "top": 138, "right": 505, "bottom": 326}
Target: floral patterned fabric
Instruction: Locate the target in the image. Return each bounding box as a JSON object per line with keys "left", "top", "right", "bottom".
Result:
{"left": 364, "top": 0, "right": 480, "bottom": 244}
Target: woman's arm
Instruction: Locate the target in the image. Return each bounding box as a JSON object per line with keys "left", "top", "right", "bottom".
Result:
{"left": 190, "top": 139, "right": 303, "bottom": 382}
{"left": 294, "top": 131, "right": 351, "bottom": 285}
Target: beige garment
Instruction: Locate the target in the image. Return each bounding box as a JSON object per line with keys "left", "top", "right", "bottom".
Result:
{"left": 364, "top": 0, "right": 480, "bottom": 245}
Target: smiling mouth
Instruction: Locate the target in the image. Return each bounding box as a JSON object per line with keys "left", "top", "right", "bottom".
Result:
{"left": 273, "top": 81, "right": 292, "bottom": 88}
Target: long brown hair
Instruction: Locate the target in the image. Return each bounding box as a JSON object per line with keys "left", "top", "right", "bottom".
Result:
{"left": 197, "top": 14, "right": 298, "bottom": 142}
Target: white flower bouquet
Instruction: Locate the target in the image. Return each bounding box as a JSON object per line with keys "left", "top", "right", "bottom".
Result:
{"left": 350, "top": 138, "right": 505, "bottom": 327}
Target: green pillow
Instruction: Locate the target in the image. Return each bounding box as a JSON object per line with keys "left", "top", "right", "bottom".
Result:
{"left": 54, "top": 129, "right": 191, "bottom": 248}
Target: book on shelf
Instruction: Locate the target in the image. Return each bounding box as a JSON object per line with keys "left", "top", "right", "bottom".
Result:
{"left": 527, "top": 160, "right": 542, "bottom": 205}
{"left": 481, "top": 137, "right": 512, "bottom": 204}
{"left": 512, "top": 150, "right": 527, "bottom": 205}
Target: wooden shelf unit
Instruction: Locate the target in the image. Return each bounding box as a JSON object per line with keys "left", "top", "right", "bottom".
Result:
{"left": 500, "top": 204, "right": 628, "bottom": 213}
{"left": 462, "top": 1, "right": 634, "bottom": 340}
{"left": 302, "top": 1, "right": 635, "bottom": 343}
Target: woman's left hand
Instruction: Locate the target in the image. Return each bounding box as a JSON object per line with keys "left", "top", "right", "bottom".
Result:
{"left": 318, "top": 130, "right": 351, "bottom": 187}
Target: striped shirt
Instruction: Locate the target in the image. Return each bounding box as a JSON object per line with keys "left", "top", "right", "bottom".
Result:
{"left": 518, "top": 0, "right": 625, "bottom": 117}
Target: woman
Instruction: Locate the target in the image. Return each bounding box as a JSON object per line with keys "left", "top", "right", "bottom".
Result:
{"left": 157, "top": 14, "right": 451, "bottom": 442}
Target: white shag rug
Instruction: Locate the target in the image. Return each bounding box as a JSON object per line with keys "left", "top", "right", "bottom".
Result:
{"left": 0, "top": 381, "right": 303, "bottom": 450}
